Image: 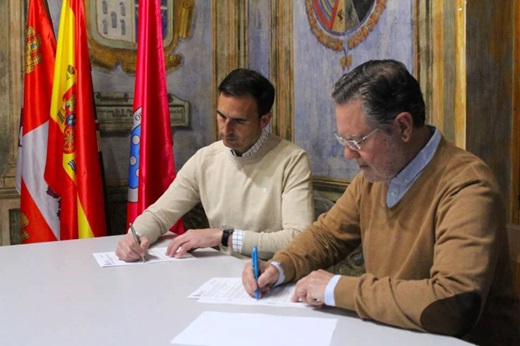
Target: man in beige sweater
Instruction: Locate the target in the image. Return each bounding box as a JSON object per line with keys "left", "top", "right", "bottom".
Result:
{"left": 242, "top": 60, "right": 520, "bottom": 345}
{"left": 116, "top": 69, "right": 314, "bottom": 261}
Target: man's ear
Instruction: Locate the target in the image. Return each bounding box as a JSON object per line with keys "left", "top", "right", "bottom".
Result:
{"left": 394, "top": 112, "right": 413, "bottom": 142}
{"left": 260, "top": 112, "right": 272, "bottom": 128}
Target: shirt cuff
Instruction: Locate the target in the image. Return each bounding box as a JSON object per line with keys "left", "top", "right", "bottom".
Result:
{"left": 324, "top": 275, "right": 341, "bottom": 306}
{"left": 269, "top": 261, "right": 285, "bottom": 287}
{"left": 231, "top": 229, "right": 245, "bottom": 252}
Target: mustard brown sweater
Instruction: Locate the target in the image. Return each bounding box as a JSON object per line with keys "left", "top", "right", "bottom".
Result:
{"left": 273, "top": 137, "right": 520, "bottom": 345}
{"left": 132, "top": 134, "right": 314, "bottom": 259}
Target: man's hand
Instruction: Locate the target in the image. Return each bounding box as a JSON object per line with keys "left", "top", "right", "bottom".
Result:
{"left": 115, "top": 232, "right": 150, "bottom": 262}
{"left": 166, "top": 228, "right": 222, "bottom": 258}
{"left": 291, "top": 269, "right": 333, "bottom": 306}
{"left": 242, "top": 260, "right": 280, "bottom": 298}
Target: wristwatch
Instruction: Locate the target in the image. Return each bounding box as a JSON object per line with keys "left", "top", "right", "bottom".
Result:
{"left": 220, "top": 226, "right": 234, "bottom": 247}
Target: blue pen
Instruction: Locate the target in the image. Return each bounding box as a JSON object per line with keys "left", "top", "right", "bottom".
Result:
{"left": 252, "top": 246, "right": 260, "bottom": 300}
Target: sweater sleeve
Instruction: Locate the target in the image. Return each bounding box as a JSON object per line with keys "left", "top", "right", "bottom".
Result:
{"left": 240, "top": 150, "right": 315, "bottom": 260}
{"left": 272, "top": 175, "right": 363, "bottom": 280}
{"left": 130, "top": 153, "right": 202, "bottom": 244}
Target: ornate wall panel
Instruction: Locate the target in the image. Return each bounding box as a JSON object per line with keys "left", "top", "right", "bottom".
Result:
{"left": 418, "top": 0, "right": 516, "bottom": 223}
{"left": 0, "top": 0, "right": 24, "bottom": 245}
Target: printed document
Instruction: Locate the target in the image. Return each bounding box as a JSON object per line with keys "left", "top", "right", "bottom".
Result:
{"left": 93, "top": 247, "right": 194, "bottom": 267}
{"left": 189, "top": 277, "right": 303, "bottom": 307}
{"left": 171, "top": 311, "right": 337, "bottom": 346}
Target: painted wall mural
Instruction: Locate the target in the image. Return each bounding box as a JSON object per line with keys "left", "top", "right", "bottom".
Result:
{"left": 294, "top": 0, "right": 414, "bottom": 181}
{"left": 45, "top": 0, "right": 414, "bottom": 187}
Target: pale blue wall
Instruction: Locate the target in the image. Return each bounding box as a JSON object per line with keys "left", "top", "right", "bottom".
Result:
{"left": 248, "top": 1, "right": 271, "bottom": 78}
{"left": 167, "top": 1, "right": 214, "bottom": 169}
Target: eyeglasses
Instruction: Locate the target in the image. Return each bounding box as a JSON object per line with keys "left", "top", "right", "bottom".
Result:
{"left": 334, "top": 127, "right": 380, "bottom": 151}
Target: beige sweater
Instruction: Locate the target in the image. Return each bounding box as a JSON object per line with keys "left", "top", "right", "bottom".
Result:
{"left": 132, "top": 134, "right": 314, "bottom": 259}
{"left": 274, "top": 137, "right": 520, "bottom": 345}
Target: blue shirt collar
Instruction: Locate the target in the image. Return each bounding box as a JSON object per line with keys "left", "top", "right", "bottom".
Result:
{"left": 387, "top": 126, "right": 441, "bottom": 207}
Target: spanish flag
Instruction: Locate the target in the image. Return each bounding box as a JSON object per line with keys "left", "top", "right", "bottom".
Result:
{"left": 15, "top": 0, "right": 59, "bottom": 243}
{"left": 45, "top": 0, "right": 107, "bottom": 239}
{"left": 127, "top": 0, "right": 184, "bottom": 234}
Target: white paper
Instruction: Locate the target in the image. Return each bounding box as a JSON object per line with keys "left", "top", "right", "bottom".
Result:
{"left": 188, "top": 277, "right": 304, "bottom": 307}
{"left": 171, "top": 311, "right": 337, "bottom": 346}
{"left": 93, "top": 247, "right": 194, "bottom": 267}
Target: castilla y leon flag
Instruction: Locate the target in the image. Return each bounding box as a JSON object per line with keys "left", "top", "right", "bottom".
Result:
{"left": 127, "top": 0, "right": 184, "bottom": 234}
{"left": 45, "top": 0, "right": 107, "bottom": 239}
{"left": 15, "top": 0, "right": 59, "bottom": 243}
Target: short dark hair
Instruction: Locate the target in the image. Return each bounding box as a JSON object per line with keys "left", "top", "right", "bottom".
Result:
{"left": 218, "top": 68, "right": 275, "bottom": 117}
{"left": 331, "top": 59, "right": 426, "bottom": 128}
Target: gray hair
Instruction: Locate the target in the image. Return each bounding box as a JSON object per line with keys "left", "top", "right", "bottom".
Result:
{"left": 331, "top": 59, "right": 426, "bottom": 129}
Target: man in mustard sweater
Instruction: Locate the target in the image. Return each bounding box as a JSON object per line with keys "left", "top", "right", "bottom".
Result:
{"left": 116, "top": 69, "right": 314, "bottom": 261}
{"left": 242, "top": 60, "right": 519, "bottom": 345}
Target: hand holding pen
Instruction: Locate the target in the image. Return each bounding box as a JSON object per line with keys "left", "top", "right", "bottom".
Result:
{"left": 130, "top": 224, "right": 146, "bottom": 262}
{"left": 115, "top": 224, "right": 150, "bottom": 262}
{"left": 242, "top": 248, "right": 281, "bottom": 299}
{"left": 252, "top": 246, "right": 260, "bottom": 299}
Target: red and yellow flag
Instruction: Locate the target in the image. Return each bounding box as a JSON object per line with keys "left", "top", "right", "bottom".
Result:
{"left": 45, "top": 0, "right": 107, "bottom": 239}
{"left": 15, "top": 0, "right": 59, "bottom": 243}
{"left": 127, "top": 0, "right": 184, "bottom": 234}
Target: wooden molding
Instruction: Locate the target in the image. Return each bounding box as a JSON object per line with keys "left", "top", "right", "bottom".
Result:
{"left": 430, "top": 1, "right": 445, "bottom": 132}
{"left": 513, "top": 0, "right": 520, "bottom": 224}
{"left": 507, "top": 224, "right": 520, "bottom": 295}
{"left": 312, "top": 176, "right": 349, "bottom": 202}
{"left": 0, "top": 0, "right": 24, "bottom": 194}
{"left": 269, "top": 0, "right": 294, "bottom": 141}
{"left": 415, "top": 0, "right": 431, "bottom": 112}
{"left": 453, "top": 0, "right": 467, "bottom": 149}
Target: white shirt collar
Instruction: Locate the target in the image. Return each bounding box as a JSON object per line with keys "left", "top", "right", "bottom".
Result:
{"left": 230, "top": 129, "right": 269, "bottom": 157}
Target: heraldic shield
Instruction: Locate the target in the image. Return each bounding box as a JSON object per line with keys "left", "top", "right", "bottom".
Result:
{"left": 307, "top": 0, "right": 386, "bottom": 70}
{"left": 85, "top": 0, "right": 194, "bottom": 73}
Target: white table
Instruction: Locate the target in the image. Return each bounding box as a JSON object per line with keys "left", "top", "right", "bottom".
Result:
{"left": 0, "top": 235, "right": 471, "bottom": 346}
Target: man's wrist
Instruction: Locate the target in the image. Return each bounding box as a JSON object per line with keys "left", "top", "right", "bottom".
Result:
{"left": 269, "top": 261, "right": 285, "bottom": 287}
{"left": 220, "top": 226, "right": 234, "bottom": 247}
{"left": 324, "top": 275, "right": 341, "bottom": 306}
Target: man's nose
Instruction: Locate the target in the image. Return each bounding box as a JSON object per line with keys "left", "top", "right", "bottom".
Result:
{"left": 344, "top": 146, "right": 360, "bottom": 160}
{"left": 223, "top": 119, "right": 234, "bottom": 133}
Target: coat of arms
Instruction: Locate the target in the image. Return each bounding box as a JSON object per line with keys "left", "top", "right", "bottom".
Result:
{"left": 85, "top": 0, "right": 194, "bottom": 73}
{"left": 306, "top": 0, "right": 387, "bottom": 70}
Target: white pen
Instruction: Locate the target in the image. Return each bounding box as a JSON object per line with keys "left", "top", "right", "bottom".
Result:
{"left": 130, "top": 224, "right": 146, "bottom": 262}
